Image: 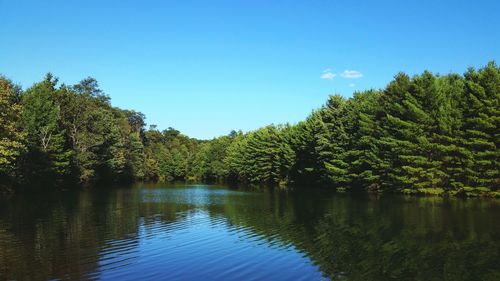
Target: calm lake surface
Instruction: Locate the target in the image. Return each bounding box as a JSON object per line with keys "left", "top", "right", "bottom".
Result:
{"left": 1, "top": 183, "right": 499, "bottom": 281}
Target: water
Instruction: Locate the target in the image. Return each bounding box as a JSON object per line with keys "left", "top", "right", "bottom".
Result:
{"left": 0, "top": 184, "right": 499, "bottom": 281}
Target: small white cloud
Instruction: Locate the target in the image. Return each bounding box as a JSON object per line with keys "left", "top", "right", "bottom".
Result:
{"left": 349, "top": 83, "right": 355, "bottom": 87}
{"left": 340, "top": 70, "right": 363, "bottom": 78}
{"left": 323, "top": 68, "right": 332, "bottom": 73}
{"left": 320, "top": 71, "right": 336, "bottom": 80}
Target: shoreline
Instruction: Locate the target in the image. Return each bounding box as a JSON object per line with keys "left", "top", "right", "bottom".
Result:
{"left": 2, "top": 180, "right": 499, "bottom": 199}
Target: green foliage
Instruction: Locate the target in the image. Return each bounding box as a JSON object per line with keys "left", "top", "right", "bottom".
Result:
{"left": 315, "top": 95, "right": 351, "bottom": 187}
{"left": 0, "top": 76, "right": 25, "bottom": 183}
{"left": 225, "top": 125, "right": 295, "bottom": 185}
{"left": 287, "top": 112, "right": 325, "bottom": 185}
{"left": 191, "top": 135, "right": 234, "bottom": 181}
{"left": 143, "top": 127, "right": 199, "bottom": 182}
{"left": 0, "top": 62, "right": 498, "bottom": 195}
{"left": 461, "top": 62, "right": 500, "bottom": 191}
{"left": 20, "top": 74, "right": 71, "bottom": 182}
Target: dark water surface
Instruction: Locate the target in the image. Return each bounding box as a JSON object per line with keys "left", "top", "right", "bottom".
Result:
{"left": 1, "top": 184, "right": 499, "bottom": 280}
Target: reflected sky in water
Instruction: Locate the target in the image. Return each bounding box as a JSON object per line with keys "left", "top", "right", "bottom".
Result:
{"left": 1, "top": 184, "right": 499, "bottom": 280}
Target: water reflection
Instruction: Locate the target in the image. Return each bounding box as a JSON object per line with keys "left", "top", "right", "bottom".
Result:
{"left": 0, "top": 184, "right": 499, "bottom": 280}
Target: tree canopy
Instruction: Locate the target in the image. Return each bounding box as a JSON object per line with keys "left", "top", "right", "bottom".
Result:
{"left": 0, "top": 62, "right": 498, "bottom": 196}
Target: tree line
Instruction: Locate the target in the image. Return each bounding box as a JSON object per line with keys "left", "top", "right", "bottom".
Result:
{"left": 0, "top": 62, "right": 498, "bottom": 196}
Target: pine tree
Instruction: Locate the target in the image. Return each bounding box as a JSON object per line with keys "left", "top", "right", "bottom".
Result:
{"left": 226, "top": 125, "right": 294, "bottom": 185}
{"left": 288, "top": 111, "right": 325, "bottom": 185}
{"left": 315, "top": 95, "right": 350, "bottom": 188}
{"left": 344, "top": 90, "right": 384, "bottom": 191}
{"left": 376, "top": 72, "right": 421, "bottom": 192}
{"left": 429, "top": 74, "right": 467, "bottom": 192}
{"left": 461, "top": 62, "right": 500, "bottom": 194}
{"left": 377, "top": 72, "right": 450, "bottom": 193}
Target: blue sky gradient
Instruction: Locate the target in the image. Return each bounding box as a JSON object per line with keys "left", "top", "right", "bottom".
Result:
{"left": 1, "top": 0, "right": 499, "bottom": 139}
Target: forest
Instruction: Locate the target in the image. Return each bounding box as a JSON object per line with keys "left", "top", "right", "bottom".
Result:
{"left": 0, "top": 62, "right": 498, "bottom": 196}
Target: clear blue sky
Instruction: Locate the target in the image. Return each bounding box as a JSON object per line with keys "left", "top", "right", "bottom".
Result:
{"left": 1, "top": 0, "right": 498, "bottom": 139}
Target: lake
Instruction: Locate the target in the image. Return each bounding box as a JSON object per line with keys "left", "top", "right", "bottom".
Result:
{"left": 1, "top": 183, "right": 499, "bottom": 280}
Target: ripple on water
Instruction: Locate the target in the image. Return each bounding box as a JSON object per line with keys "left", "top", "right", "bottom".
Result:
{"left": 87, "top": 209, "right": 324, "bottom": 281}
{"left": 0, "top": 186, "right": 327, "bottom": 281}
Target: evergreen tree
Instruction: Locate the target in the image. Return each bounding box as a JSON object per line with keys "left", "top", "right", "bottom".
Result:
{"left": 1, "top": 63, "right": 498, "bottom": 196}
{"left": 315, "top": 95, "right": 351, "bottom": 187}
{"left": 227, "top": 125, "right": 295, "bottom": 185}
{"left": 461, "top": 62, "right": 500, "bottom": 194}
{"left": 288, "top": 112, "right": 325, "bottom": 185}
{"left": 344, "top": 90, "right": 384, "bottom": 191}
